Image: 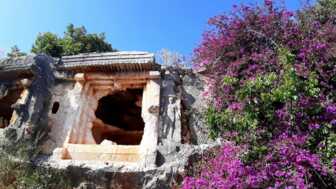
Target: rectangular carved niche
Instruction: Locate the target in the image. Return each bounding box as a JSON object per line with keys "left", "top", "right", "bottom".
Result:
{"left": 54, "top": 72, "right": 160, "bottom": 165}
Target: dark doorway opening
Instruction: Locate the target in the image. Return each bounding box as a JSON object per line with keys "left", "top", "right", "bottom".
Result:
{"left": 92, "top": 89, "right": 145, "bottom": 145}
{"left": 0, "top": 87, "right": 23, "bottom": 128}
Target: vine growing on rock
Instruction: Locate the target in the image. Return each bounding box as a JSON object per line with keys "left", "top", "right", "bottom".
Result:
{"left": 183, "top": 0, "right": 336, "bottom": 188}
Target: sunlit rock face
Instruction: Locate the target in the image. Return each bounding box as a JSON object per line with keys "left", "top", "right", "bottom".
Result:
{"left": 0, "top": 52, "right": 216, "bottom": 189}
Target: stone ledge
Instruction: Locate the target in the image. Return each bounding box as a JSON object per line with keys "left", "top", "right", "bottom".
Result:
{"left": 60, "top": 144, "right": 141, "bottom": 162}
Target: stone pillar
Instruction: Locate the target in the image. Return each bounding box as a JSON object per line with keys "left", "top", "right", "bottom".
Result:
{"left": 140, "top": 79, "right": 160, "bottom": 167}
{"left": 62, "top": 81, "right": 83, "bottom": 145}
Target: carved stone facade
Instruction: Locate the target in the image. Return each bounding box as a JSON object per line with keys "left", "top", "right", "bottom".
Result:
{"left": 0, "top": 52, "right": 215, "bottom": 189}
{"left": 47, "top": 71, "right": 161, "bottom": 167}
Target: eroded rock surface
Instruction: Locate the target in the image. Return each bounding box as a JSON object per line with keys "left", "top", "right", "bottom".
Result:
{"left": 0, "top": 53, "right": 215, "bottom": 189}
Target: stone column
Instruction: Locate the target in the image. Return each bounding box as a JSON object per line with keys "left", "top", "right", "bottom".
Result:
{"left": 140, "top": 78, "right": 160, "bottom": 167}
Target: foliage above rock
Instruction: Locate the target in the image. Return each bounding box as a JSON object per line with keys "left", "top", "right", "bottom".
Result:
{"left": 31, "top": 24, "right": 116, "bottom": 57}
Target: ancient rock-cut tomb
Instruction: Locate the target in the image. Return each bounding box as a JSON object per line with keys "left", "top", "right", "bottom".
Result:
{"left": 44, "top": 52, "right": 161, "bottom": 166}
{"left": 0, "top": 51, "right": 214, "bottom": 188}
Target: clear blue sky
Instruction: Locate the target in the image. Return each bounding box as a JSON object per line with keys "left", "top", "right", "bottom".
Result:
{"left": 0, "top": 0, "right": 308, "bottom": 58}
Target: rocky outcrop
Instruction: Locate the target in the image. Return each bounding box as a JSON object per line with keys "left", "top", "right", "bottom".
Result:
{"left": 0, "top": 53, "right": 215, "bottom": 189}
{"left": 1, "top": 55, "right": 55, "bottom": 157}
{"left": 39, "top": 142, "right": 220, "bottom": 189}
{"left": 181, "top": 70, "right": 211, "bottom": 144}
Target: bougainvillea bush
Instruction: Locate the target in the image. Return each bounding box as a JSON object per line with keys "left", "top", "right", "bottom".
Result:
{"left": 183, "top": 0, "right": 336, "bottom": 188}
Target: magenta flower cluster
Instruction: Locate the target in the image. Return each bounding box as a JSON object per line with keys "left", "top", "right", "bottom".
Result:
{"left": 184, "top": 0, "right": 336, "bottom": 188}
{"left": 183, "top": 136, "right": 327, "bottom": 188}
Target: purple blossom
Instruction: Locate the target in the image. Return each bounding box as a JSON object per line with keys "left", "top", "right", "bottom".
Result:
{"left": 326, "top": 104, "right": 336, "bottom": 115}
{"left": 332, "top": 159, "right": 336, "bottom": 172}
{"left": 309, "top": 123, "right": 320, "bottom": 130}
{"left": 188, "top": 0, "right": 336, "bottom": 187}
{"left": 330, "top": 119, "right": 336, "bottom": 126}
{"left": 228, "top": 102, "right": 244, "bottom": 111}
{"left": 182, "top": 143, "right": 254, "bottom": 189}
{"left": 276, "top": 108, "right": 289, "bottom": 121}
{"left": 183, "top": 137, "right": 326, "bottom": 188}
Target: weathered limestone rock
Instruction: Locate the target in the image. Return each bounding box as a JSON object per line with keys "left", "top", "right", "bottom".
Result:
{"left": 42, "top": 81, "right": 78, "bottom": 154}
{"left": 44, "top": 72, "right": 161, "bottom": 168}
{"left": 181, "top": 70, "right": 211, "bottom": 144}
{"left": 140, "top": 79, "right": 160, "bottom": 168}
{"left": 1, "top": 55, "right": 55, "bottom": 153}
{"left": 0, "top": 52, "right": 215, "bottom": 189}
{"left": 159, "top": 67, "right": 211, "bottom": 145}
{"left": 159, "top": 68, "right": 182, "bottom": 146}
{"left": 41, "top": 141, "right": 221, "bottom": 189}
